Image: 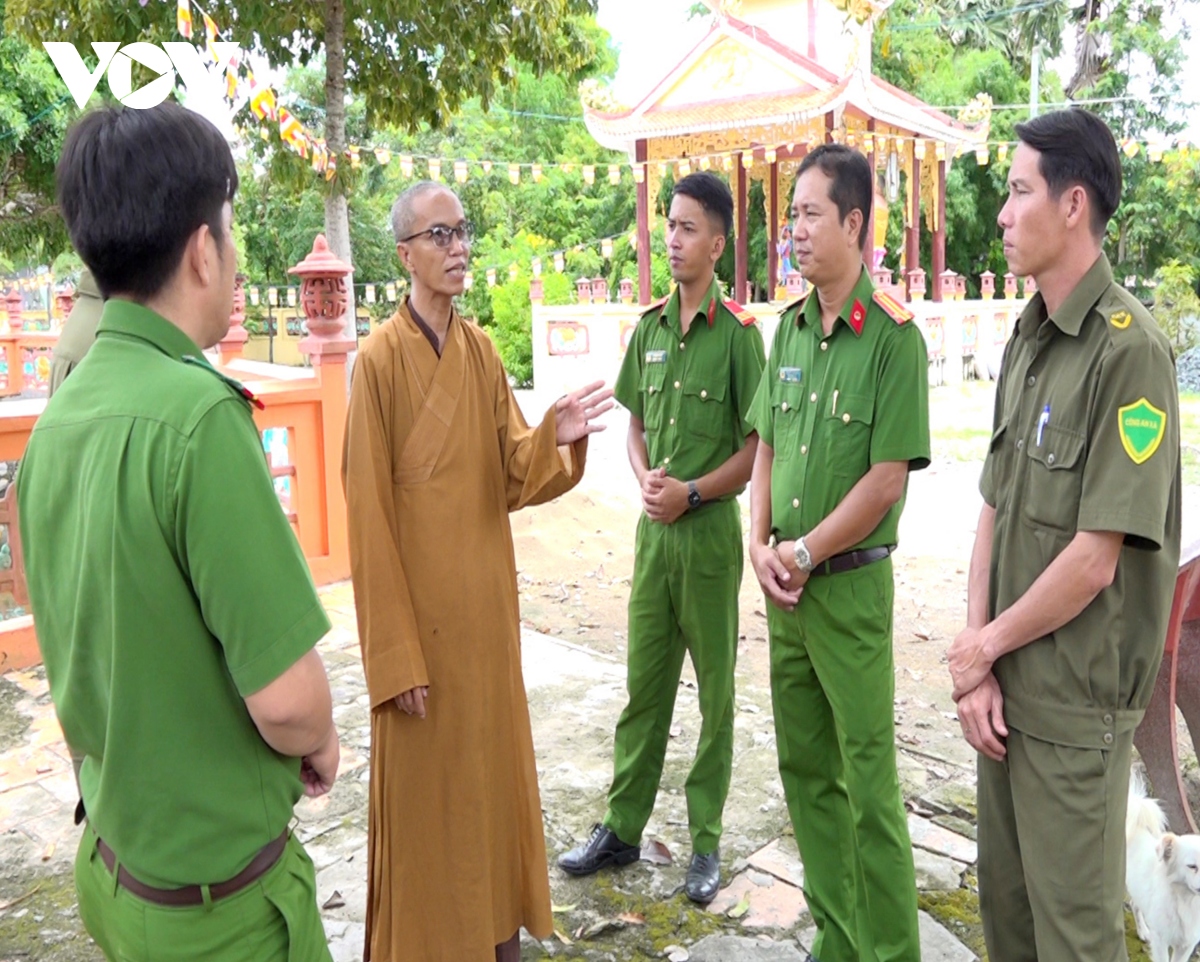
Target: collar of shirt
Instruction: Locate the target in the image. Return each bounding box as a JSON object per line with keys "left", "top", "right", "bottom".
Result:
{"left": 77, "top": 268, "right": 102, "bottom": 302}
{"left": 95, "top": 298, "right": 205, "bottom": 361}
{"left": 1017, "top": 253, "right": 1112, "bottom": 341}
{"left": 405, "top": 295, "right": 447, "bottom": 357}
{"left": 660, "top": 275, "right": 722, "bottom": 332}
{"left": 796, "top": 265, "right": 874, "bottom": 337}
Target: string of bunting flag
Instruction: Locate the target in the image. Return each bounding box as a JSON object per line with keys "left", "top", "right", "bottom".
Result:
{"left": 177, "top": 0, "right": 1196, "bottom": 183}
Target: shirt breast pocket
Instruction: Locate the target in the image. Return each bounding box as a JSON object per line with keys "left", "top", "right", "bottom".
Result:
{"left": 1022, "top": 424, "right": 1086, "bottom": 532}
{"left": 771, "top": 382, "right": 804, "bottom": 461}
{"left": 824, "top": 392, "right": 875, "bottom": 479}
{"left": 640, "top": 364, "right": 667, "bottom": 430}
{"left": 682, "top": 377, "right": 727, "bottom": 440}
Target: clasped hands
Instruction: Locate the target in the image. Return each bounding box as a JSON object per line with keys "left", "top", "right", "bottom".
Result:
{"left": 750, "top": 540, "right": 808, "bottom": 613}
{"left": 948, "top": 626, "right": 1008, "bottom": 760}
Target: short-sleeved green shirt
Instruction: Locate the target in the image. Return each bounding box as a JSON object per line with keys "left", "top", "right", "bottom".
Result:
{"left": 614, "top": 276, "right": 766, "bottom": 495}
{"left": 18, "top": 300, "right": 331, "bottom": 887}
{"left": 980, "top": 255, "right": 1181, "bottom": 750}
{"left": 748, "top": 267, "right": 930, "bottom": 545}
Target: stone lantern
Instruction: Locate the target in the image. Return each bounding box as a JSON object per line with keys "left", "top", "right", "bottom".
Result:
{"left": 1023, "top": 275, "right": 1038, "bottom": 297}
{"left": 906, "top": 268, "right": 926, "bottom": 301}
{"left": 954, "top": 275, "right": 967, "bottom": 301}
{"left": 5, "top": 288, "right": 22, "bottom": 333}
{"left": 939, "top": 270, "right": 957, "bottom": 303}
{"left": 529, "top": 278, "right": 544, "bottom": 304}
{"left": 980, "top": 271, "right": 996, "bottom": 300}
{"left": 289, "top": 234, "right": 355, "bottom": 339}
{"left": 590, "top": 277, "right": 609, "bottom": 304}
{"left": 1003, "top": 272, "right": 1017, "bottom": 299}
{"left": 575, "top": 277, "right": 591, "bottom": 304}
{"left": 217, "top": 274, "right": 250, "bottom": 365}
{"left": 619, "top": 278, "right": 634, "bottom": 304}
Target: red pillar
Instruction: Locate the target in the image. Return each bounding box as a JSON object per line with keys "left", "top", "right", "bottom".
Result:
{"left": 932, "top": 157, "right": 947, "bottom": 303}
{"left": 825, "top": 111, "right": 835, "bottom": 143}
{"left": 636, "top": 139, "right": 651, "bottom": 306}
{"left": 906, "top": 144, "right": 921, "bottom": 289}
{"left": 768, "top": 160, "right": 779, "bottom": 298}
{"left": 735, "top": 152, "right": 749, "bottom": 303}
{"left": 863, "top": 119, "right": 877, "bottom": 262}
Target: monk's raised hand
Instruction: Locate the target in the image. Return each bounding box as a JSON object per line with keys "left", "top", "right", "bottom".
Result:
{"left": 555, "top": 380, "right": 615, "bottom": 445}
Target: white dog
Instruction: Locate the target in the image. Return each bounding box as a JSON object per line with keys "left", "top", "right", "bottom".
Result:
{"left": 1127, "top": 770, "right": 1200, "bottom": 962}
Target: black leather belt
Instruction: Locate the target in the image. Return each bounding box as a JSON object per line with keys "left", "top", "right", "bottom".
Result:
{"left": 810, "top": 545, "right": 893, "bottom": 577}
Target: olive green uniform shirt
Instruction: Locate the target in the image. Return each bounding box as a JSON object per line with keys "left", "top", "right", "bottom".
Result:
{"left": 613, "top": 276, "right": 766, "bottom": 492}
{"left": 748, "top": 267, "right": 931, "bottom": 544}
{"left": 980, "top": 254, "right": 1181, "bottom": 750}
{"left": 19, "top": 300, "right": 331, "bottom": 887}
{"left": 49, "top": 268, "right": 103, "bottom": 397}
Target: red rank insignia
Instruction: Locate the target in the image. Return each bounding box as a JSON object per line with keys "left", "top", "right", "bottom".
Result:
{"left": 848, "top": 299, "right": 866, "bottom": 335}
{"left": 707, "top": 296, "right": 717, "bottom": 327}
{"left": 240, "top": 385, "right": 266, "bottom": 410}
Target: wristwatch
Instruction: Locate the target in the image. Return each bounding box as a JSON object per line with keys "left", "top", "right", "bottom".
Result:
{"left": 687, "top": 480, "right": 702, "bottom": 511}
{"left": 793, "top": 535, "right": 814, "bottom": 574}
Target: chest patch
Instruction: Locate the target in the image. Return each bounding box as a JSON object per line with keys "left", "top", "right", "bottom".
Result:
{"left": 1118, "top": 397, "right": 1166, "bottom": 464}
{"left": 778, "top": 367, "right": 803, "bottom": 384}
{"left": 645, "top": 350, "right": 668, "bottom": 364}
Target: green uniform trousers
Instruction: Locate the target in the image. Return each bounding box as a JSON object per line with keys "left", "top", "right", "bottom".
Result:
{"left": 605, "top": 499, "right": 743, "bottom": 854}
{"left": 75, "top": 824, "right": 332, "bottom": 962}
{"left": 978, "top": 726, "right": 1133, "bottom": 962}
{"left": 768, "top": 557, "right": 920, "bottom": 962}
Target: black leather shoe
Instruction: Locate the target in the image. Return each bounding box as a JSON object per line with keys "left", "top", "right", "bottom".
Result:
{"left": 558, "top": 824, "right": 640, "bottom": 877}
{"left": 685, "top": 848, "right": 721, "bottom": 903}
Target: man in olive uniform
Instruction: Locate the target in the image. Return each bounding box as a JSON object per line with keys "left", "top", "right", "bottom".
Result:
{"left": 19, "top": 103, "right": 338, "bottom": 962}
{"left": 560, "top": 172, "right": 765, "bottom": 902}
{"left": 49, "top": 267, "right": 102, "bottom": 396}
{"left": 747, "top": 145, "right": 929, "bottom": 962}
{"left": 949, "top": 110, "right": 1180, "bottom": 961}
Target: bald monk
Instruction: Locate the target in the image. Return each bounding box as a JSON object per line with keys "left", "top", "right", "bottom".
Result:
{"left": 343, "top": 180, "right": 613, "bottom": 962}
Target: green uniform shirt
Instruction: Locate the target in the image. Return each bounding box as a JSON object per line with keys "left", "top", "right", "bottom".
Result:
{"left": 49, "top": 268, "right": 103, "bottom": 397}
{"left": 748, "top": 267, "right": 930, "bottom": 545}
{"left": 18, "top": 300, "right": 331, "bottom": 887}
{"left": 614, "top": 276, "right": 766, "bottom": 494}
{"left": 980, "top": 254, "right": 1181, "bottom": 750}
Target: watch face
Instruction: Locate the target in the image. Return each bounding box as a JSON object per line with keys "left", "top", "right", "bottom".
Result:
{"left": 688, "top": 490, "right": 702, "bottom": 507}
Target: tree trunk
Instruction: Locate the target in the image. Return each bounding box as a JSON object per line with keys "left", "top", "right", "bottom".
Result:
{"left": 324, "top": 0, "right": 357, "bottom": 348}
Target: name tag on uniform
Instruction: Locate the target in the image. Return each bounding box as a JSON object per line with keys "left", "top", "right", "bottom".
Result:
{"left": 645, "top": 350, "right": 667, "bottom": 364}
{"left": 778, "top": 366, "right": 803, "bottom": 383}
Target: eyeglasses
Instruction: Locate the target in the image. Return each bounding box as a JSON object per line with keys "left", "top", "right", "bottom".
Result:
{"left": 399, "top": 221, "right": 474, "bottom": 249}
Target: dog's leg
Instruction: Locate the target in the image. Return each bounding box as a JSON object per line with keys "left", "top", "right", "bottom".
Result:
{"left": 1136, "top": 906, "right": 1151, "bottom": 943}
{"left": 1149, "top": 932, "right": 1171, "bottom": 962}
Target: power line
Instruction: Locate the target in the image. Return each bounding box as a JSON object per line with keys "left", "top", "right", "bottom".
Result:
{"left": 0, "top": 95, "right": 73, "bottom": 145}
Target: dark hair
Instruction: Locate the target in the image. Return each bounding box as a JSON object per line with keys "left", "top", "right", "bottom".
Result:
{"left": 673, "top": 171, "right": 734, "bottom": 236}
{"left": 795, "top": 144, "right": 872, "bottom": 248}
{"left": 56, "top": 102, "right": 239, "bottom": 301}
{"left": 1014, "top": 109, "right": 1121, "bottom": 237}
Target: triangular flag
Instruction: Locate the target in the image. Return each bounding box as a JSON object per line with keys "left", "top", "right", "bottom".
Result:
{"left": 374, "top": 147, "right": 391, "bottom": 165}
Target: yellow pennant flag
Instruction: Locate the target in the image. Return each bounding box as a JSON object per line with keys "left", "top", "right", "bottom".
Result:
{"left": 532, "top": 163, "right": 543, "bottom": 182}
{"left": 374, "top": 147, "right": 391, "bottom": 165}
{"left": 177, "top": 0, "right": 193, "bottom": 38}
{"left": 482, "top": 160, "right": 493, "bottom": 174}
{"left": 508, "top": 163, "right": 520, "bottom": 185}
{"left": 347, "top": 145, "right": 361, "bottom": 169}
{"left": 583, "top": 165, "right": 595, "bottom": 185}
{"left": 632, "top": 164, "right": 645, "bottom": 184}
{"left": 400, "top": 155, "right": 414, "bottom": 177}
{"left": 203, "top": 13, "right": 219, "bottom": 63}
{"left": 427, "top": 158, "right": 442, "bottom": 181}
{"left": 608, "top": 164, "right": 621, "bottom": 185}
{"left": 454, "top": 160, "right": 468, "bottom": 183}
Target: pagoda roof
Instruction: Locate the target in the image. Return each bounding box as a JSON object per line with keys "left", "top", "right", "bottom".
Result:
{"left": 584, "top": 12, "right": 987, "bottom": 155}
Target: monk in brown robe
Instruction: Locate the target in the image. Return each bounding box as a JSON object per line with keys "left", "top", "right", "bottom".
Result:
{"left": 343, "top": 181, "right": 613, "bottom": 962}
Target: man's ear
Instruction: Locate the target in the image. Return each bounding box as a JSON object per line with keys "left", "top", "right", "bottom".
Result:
{"left": 1063, "top": 184, "right": 1090, "bottom": 232}
{"left": 845, "top": 209, "right": 863, "bottom": 247}
{"left": 711, "top": 233, "right": 727, "bottom": 263}
{"left": 187, "top": 223, "right": 214, "bottom": 287}
{"left": 396, "top": 242, "right": 413, "bottom": 274}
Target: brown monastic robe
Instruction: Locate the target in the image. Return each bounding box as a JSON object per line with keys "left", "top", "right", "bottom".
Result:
{"left": 343, "top": 302, "right": 586, "bottom": 961}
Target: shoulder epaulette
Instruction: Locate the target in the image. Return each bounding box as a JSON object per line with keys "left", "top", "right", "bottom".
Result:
{"left": 181, "top": 355, "right": 266, "bottom": 410}
{"left": 723, "top": 298, "right": 757, "bottom": 327}
{"left": 639, "top": 295, "right": 669, "bottom": 318}
{"left": 873, "top": 290, "right": 914, "bottom": 325}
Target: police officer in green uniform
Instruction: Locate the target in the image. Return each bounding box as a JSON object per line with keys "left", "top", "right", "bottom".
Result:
{"left": 559, "top": 172, "right": 765, "bottom": 902}
{"left": 18, "top": 103, "right": 338, "bottom": 962}
{"left": 949, "top": 110, "right": 1181, "bottom": 962}
{"left": 49, "top": 267, "right": 102, "bottom": 397}
{"left": 747, "top": 145, "right": 929, "bottom": 962}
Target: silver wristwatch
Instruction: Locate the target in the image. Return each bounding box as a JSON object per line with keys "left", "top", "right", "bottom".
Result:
{"left": 793, "top": 536, "right": 814, "bottom": 574}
